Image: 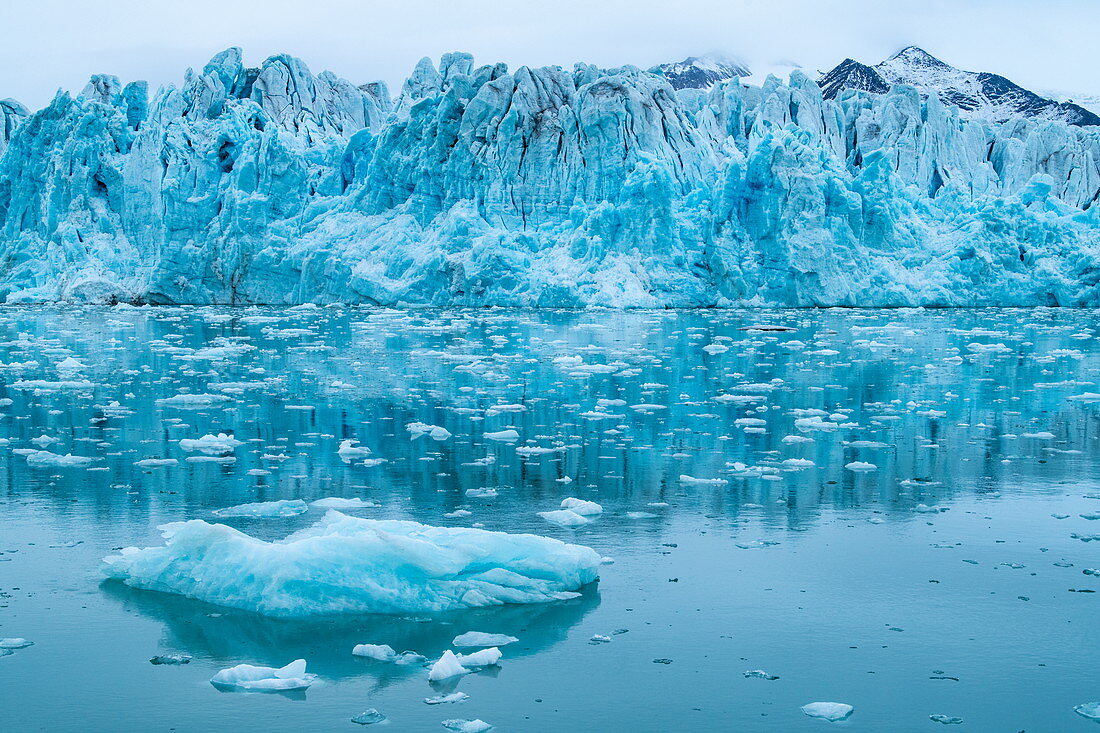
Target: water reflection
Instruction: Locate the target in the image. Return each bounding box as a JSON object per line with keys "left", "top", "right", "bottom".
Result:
{"left": 0, "top": 306, "right": 1097, "bottom": 534}
{"left": 4, "top": 306, "right": 1100, "bottom": 731}
{"left": 101, "top": 580, "right": 599, "bottom": 689}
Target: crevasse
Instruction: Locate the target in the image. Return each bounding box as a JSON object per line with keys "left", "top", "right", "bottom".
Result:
{"left": 0, "top": 48, "right": 1098, "bottom": 306}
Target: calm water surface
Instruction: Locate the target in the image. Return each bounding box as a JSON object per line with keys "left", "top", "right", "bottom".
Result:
{"left": 1, "top": 306, "right": 1099, "bottom": 731}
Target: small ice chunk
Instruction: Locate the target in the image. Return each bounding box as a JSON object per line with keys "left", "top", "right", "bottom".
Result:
{"left": 452, "top": 632, "right": 518, "bottom": 648}
{"left": 212, "top": 499, "right": 309, "bottom": 518}
{"left": 743, "top": 670, "right": 778, "bottom": 680}
{"left": 408, "top": 422, "right": 452, "bottom": 441}
{"left": 560, "top": 498, "right": 603, "bottom": 516}
{"left": 425, "top": 692, "right": 469, "bottom": 705}
{"left": 179, "top": 433, "right": 243, "bottom": 455}
{"left": 338, "top": 439, "right": 373, "bottom": 461}
{"left": 135, "top": 458, "right": 178, "bottom": 468}
{"left": 23, "top": 451, "right": 95, "bottom": 468}
{"left": 538, "top": 509, "right": 591, "bottom": 527}
{"left": 801, "top": 702, "right": 853, "bottom": 722}
{"left": 484, "top": 429, "right": 520, "bottom": 442}
{"left": 150, "top": 654, "right": 191, "bottom": 665}
{"left": 56, "top": 356, "right": 85, "bottom": 374}
{"left": 930, "top": 714, "right": 964, "bottom": 725}
{"left": 0, "top": 638, "right": 33, "bottom": 649}
{"left": 590, "top": 634, "right": 611, "bottom": 644}
{"left": 844, "top": 461, "right": 877, "bottom": 472}
{"left": 1076, "top": 703, "right": 1100, "bottom": 720}
{"left": 210, "top": 659, "right": 315, "bottom": 691}
{"left": 352, "top": 644, "right": 397, "bottom": 661}
{"left": 428, "top": 650, "right": 469, "bottom": 681}
{"left": 678, "top": 475, "right": 729, "bottom": 486}
{"left": 352, "top": 709, "right": 386, "bottom": 725}
{"left": 442, "top": 720, "right": 492, "bottom": 733}
{"left": 465, "top": 488, "right": 498, "bottom": 499}
{"left": 453, "top": 647, "right": 501, "bottom": 668}
{"left": 311, "top": 497, "right": 378, "bottom": 509}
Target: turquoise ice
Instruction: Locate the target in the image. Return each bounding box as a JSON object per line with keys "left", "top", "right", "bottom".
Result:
{"left": 102, "top": 510, "right": 602, "bottom": 616}
{"left": 0, "top": 49, "right": 1097, "bottom": 306}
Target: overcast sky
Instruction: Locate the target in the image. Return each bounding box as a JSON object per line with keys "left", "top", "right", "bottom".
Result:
{"left": 3, "top": 0, "right": 1097, "bottom": 109}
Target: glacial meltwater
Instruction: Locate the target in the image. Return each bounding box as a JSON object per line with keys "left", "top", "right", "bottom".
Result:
{"left": 1, "top": 305, "right": 1099, "bottom": 731}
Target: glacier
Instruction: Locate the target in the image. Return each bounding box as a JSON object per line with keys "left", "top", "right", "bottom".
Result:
{"left": 1, "top": 48, "right": 1099, "bottom": 306}
{"left": 101, "top": 510, "right": 602, "bottom": 617}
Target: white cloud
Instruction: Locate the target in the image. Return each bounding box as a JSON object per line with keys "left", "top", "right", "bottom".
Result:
{"left": 2, "top": 0, "right": 1097, "bottom": 109}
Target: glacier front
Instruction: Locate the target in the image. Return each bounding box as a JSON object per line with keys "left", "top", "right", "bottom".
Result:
{"left": 101, "top": 511, "right": 602, "bottom": 617}
{"left": 1, "top": 48, "right": 1099, "bottom": 306}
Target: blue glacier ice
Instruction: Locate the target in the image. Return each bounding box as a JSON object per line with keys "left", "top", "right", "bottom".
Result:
{"left": 101, "top": 510, "right": 602, "bottom": 617}
{"left": 0, "top": 48, "right": 1098, "bottom": 305}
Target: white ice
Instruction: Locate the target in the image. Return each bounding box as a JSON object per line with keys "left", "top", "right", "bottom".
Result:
{"left": 102, "top": 511, "right": 601, "bottom": 617}
{"left": 801, "top": 702, "right": 854, "bottom": 722}
{"left": 452, "top": 632, "right": 518, "bottom": 648}
{"left": 212, "top": 499, "right": 309, "bottom": 518}
{"left": 209, "top": 659, "right": 315, "bottom": 691}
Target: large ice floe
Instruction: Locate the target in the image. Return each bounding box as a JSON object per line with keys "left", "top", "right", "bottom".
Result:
{"left": 101, "top": 511, "right": 601, "bottom": 616}
{"left": 0, "top": 47, "right": 1098, "bottom": 306}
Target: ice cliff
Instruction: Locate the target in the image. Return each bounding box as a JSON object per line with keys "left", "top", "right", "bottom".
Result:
{"left": 1, "top": 48, "right": 1099, "bottom": 306}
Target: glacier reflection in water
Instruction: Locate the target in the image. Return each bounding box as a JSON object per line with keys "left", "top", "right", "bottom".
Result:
{"left": 1, "top": 305, "right": 1099, "bottom": 731}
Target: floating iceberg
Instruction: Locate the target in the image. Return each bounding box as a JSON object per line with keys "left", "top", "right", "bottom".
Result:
{"left": 1075, "top": 702, "right": 1100, "bottom": 720}
{"left": 0, "top": 638, "right": 33, "bottom": 649}
{"left": 428, "top": 650, "right": 468, "bottom": 681}
{"left": 212, "top": 499, "right": 309, "bottom": 518}
{"left": 102, "top": 511, "right": 601, "bottom": 617}
{"left": 538, "top": 509, "right": 593, "bottom": 528}
{"left": 21, "top": 450, "right": 96, "bottom": 468}
{"left": 408, "top": 422, "right": 453, "bottom": 441}
{"left": 155, "top": 393, "right": 232, "bottom": 407}
{"left": 484, "top": 429, "right": 520, "bottom": 442}
{"left": 210, "top": 659, "right": 315, "bottom": 691}
{"left": 135, "top": 458, "right": 178, "bottom": 468}
{"left": 351, "top": 709, "right": 386, "bottom": 725}
{"left": 337, "top": 439, "right": 373, "bottom": 461}
{"left": 311, "top": 497, "right": 379, "bottom": 509}
{"left": 425, "top": 692, "right": 469, "bottom": 705}
{"left": 351, "top": 643, "right": 398, "bottom": 661}
{"left": 452, "top": 631, "right": 518, "bottom": 648}
{"left": 801, "top": 702, "right": 854, "bottom": 722}
{"left": 559, "top": 498, "right": 603, "bottom": 516}
{"left": 179, "top": 433, "right": 243, "bottom": 454}
{"left": 453, "top": 647, "right": 501, "bottom": 668}
{"left": 442, "top": 720, "right": 492, "bottom": 733}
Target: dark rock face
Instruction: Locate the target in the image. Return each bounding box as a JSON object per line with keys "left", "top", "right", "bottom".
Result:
{"left": 819, "top": 59, "right": 889, "bottom": 100}
{"left": 819, "top": 46, "right": 1100, "bottom": 127}
{"left": 658, "top": 56, "right": 751, "bottom": 90}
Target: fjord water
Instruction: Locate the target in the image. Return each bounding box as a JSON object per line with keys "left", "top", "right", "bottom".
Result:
{"left": 1, "top": 305, "right": 1099, "bottom": 731}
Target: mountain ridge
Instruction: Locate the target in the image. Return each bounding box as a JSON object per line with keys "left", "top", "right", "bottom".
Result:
{"left": 819, "top": 46, "right": 1100, "bottom": 127}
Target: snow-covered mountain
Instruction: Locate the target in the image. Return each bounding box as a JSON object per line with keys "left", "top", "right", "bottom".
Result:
{"left": 656, "top": 54, "right": 750, "bottom": 89}
{"left": 1041, "top": 89, "right": 1100, "bottom": 117}
{"left": 819, "top": 47, "right": 1100, "bottom": 127}
{"left": 0, "top": 48, "right": 1098, "bottom": 307}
